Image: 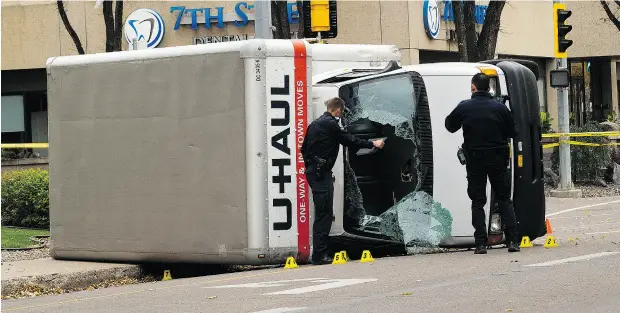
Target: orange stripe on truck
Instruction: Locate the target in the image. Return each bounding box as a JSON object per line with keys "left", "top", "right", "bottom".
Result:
{"left": 292, "top": 40, "right": 310, "bottom": 263}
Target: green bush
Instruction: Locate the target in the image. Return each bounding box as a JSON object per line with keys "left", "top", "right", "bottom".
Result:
{"left": 2, "top": 148, "right": 33, "bottom": 160}
{"left": 1, "top": 168, "right": 49, "bottom": 228}
{"left": 551, "top": 122, "right": 611, "bottom": 183}
{"left": 540, "top": 111, "right": 554, "bottom": 134}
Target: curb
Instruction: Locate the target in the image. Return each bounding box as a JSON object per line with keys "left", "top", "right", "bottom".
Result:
{"left": 1, "top": 226, "right": 48, "bottom": 230}
{"left": 1, "top": 264, "right": 145, "bottom": 298}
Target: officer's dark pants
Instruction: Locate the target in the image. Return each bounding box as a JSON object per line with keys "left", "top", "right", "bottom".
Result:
{"left": 306, "top": 165, "right": 334, "bottom": 261}
{"left": 465, "top": 147, "right": 518, "bottom": 246}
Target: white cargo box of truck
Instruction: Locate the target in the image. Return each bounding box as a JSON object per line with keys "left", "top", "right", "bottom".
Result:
{"left": 47, "top": 39, "right": 400, "bottom": 265}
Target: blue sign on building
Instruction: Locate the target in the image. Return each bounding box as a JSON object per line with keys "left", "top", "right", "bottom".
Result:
{"left": 170, "top": 1, "right": 300, "bottom": 30}
{"left": 423, "top": 0, "right": 441, "bottom": 39}
{"left": 442, "top": 0, "right": 488, "bottom": 25}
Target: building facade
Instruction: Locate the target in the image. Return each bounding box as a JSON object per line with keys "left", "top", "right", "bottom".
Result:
{"left": 2, "top": 0, "right": 619, "bottom": 153}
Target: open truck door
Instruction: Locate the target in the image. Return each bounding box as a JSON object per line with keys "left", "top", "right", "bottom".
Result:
{"left": 311, "top": 62, "right": 439, "bottom": 257}
{"left": 482, "top": 60, "right": 547, "bottom": 241}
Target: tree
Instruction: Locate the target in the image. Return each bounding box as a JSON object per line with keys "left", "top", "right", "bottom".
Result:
{"left": 271, "top": 0, "right": 292, "bottom": 39}
{"left": 57, "top": 1, "right": 84, "bottom": 54}
{"left": 297, "top": 1, "right": 305, "bottom": 38}
{"left": 56, "top": 0, "right": 125, "bottom": 54}
{"left": 600, "top": 0, "right": 620, "bottom": 31}
{"left": 102, "top": 0, "right": 124, "bottom": 52}
{"left": 452, "top": 0, "right": 506, "bottom": 62}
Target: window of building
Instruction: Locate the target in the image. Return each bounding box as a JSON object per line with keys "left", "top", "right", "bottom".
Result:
{"left": 418, "top": 50, "right": 460, "bottom": 64}
{"left": 1, "top": 95, "right": 26, "bottom": 143}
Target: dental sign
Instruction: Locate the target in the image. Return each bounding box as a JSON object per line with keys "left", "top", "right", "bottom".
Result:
{"left": 170, "top": 2, "right": 300, "bottom": 30}
{"left": 423, "top": 0, "right": 489, "bottom": 40}
{"left": 423, "top": 0, "right": 441, "bottom": 39}
{"left": 124, "top": 9, "right": 165, "bottom": 48}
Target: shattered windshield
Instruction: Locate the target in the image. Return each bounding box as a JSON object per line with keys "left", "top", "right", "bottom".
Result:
{"left": 347, "top": 75, "right": 415, "bottom": 140}
{"left": 341, "top": 73, "right": 453, "bottom": 253}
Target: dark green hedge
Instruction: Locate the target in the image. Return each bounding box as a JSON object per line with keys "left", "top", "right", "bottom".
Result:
{"left": 1, "top": 168, "right": 49, "bottom": 228}
{"left": 551, "top": 122, "right": 612, "bottom": 183}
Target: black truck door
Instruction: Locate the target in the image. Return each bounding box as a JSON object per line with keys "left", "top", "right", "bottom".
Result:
{"left": 484, "top": 60, "right": 547, "bottom": 241}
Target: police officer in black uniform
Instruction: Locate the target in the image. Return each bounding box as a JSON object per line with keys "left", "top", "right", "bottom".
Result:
{"left": 445, "top": 73, "right": 520, "bottom": 254}
{"left": 301, "top": 97, "right": 385, "bottom": 265}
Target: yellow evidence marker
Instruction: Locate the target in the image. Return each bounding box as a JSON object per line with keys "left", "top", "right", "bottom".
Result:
{"left": 360, "top": 250, "right": 375, "bottom": 263}
{"left": 544, "top": 235, "right": 559, "bottom": 248}
{"left": 163, "top": 270, "right": 172, "bottom": 281}
{"left": 332, "top": 252, "right": 347, "bottom": 264}
{"left": 340, "top": 250, "right": 350, "bottom": 261}
{"left": 285, "top": 256, "right": 299, "bottom": 269}
{"left": 519, "top": 236, "right": 533, "bottom": 248}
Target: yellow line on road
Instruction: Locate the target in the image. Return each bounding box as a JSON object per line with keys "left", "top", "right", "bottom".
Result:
{"left": 4, "top": 266, "right": 318, "bottom": 312}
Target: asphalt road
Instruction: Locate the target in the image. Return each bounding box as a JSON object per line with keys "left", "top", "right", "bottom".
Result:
{"left": 3, "top": 196, "right": 620, "bottom": 313}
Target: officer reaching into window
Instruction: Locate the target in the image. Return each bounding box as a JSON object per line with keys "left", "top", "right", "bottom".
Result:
{"left": 445, "top": 73, "right": 520, "bottom": 254}
{"left": 301, "top": 97, "right": 385, "bottom": 265}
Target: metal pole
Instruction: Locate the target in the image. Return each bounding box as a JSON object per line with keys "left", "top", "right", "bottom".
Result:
{"left": 254, "top": 0, "right": 273, "bottom": 39}
{"left": 555, "top": 0, "right": 572, "bottom": 190}
{"left": 557, "top": 58, "right": 572, "bottom": 190}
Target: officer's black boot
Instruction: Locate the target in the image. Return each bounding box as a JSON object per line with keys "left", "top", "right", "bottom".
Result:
{"left": 507, "top": 241, "right": 521, "bottom": 252}
{"left": 506, "top": 231, "right": 520, "bottom": 252}
{"left": 311, "top": 255, "right": 334, "bottom": 265}
{"left": 474, "top": 244, "right": 487, "bottom": 254}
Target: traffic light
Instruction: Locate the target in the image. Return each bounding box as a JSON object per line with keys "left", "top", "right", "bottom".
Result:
{"left": 553, "top": 3, "right": 573, "bottom": 58}
{"left": 301, "top": 1, "right": 338, "bottom": 39}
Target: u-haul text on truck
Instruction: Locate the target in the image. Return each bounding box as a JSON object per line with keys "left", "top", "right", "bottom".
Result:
{"left": 265, "top": 41, "right": 310, "bottom": 262}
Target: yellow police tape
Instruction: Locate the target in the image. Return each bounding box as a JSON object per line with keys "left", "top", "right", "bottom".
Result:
{"left": 1, "top": 143, "right": 49, "bottom": 149}
{"left": 543, "top": 140, "right": 620, "bottom": 149}
{"left": 541, "top": 131, "right": 620, "bottom": 149}
{"left": 3, "top": 131, "right": 620, "bottom": 150}
{"left": 542, "top": 131, "right": 620, "bottom": 138}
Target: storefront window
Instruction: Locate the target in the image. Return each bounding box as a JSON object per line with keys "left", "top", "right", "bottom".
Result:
{"left": 569, "top": 61, "right": 587, "bottom": 126}
{"left": 1, "top": 95, "right": 25, "bottom": 133}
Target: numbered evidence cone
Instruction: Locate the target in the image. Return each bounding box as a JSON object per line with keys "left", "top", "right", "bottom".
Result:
{"left": 162, "top": 270, "right": 172, "bottom": 281}
{"left": 519, "top": 236, "right": 534, "bottom": 248}
{"left": 340, "top": 250, "right": 350, "bottom": 262}
{"left": 332, "top": 252, "right": 347, "bottom": 264}
{"left": 284, "top": 256, "right": 299, "bottom": 269}
{"left": 360, "top": 250, "right": 375, "bottom": 263}
{"left": 544, "top": 235, "right": 559, "bottom": 248}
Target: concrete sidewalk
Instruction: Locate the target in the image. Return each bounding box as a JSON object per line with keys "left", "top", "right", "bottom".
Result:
{"left": 1, "top": 257, "right": 143, "bottom": 298}
{"left": 2, "top": 257, "right": 139, "bottom": 281}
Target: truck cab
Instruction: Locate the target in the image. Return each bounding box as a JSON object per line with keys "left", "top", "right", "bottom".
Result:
{"left": 310, "top": 60, "right": 546, "bottom": 255}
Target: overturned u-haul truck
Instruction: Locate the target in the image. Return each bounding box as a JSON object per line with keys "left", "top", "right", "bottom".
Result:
{"left": 48, "top": 39, "right": 545, "bottom": 265}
